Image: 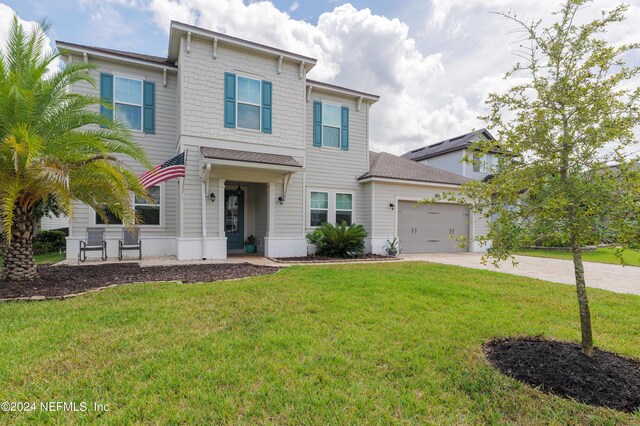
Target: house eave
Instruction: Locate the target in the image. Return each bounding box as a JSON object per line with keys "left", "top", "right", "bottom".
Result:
{"left": 56, "top": 41, "right": 178, "bottom": 72}
{"left": 168, "top": 21, "right": 317, "bottom": 68}
{"left": 358, "top": 176, "right": 463, "bottom": 189}
{"left": 306, "top": 79, "right": 380, "bottom": 103}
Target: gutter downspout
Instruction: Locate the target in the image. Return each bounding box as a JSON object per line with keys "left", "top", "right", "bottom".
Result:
{"left": 201, "top": 163, "right": 211, "bottom": 259}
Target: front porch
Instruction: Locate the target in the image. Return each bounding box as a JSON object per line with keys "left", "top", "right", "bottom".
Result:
{"left": 176, "top": 147, "right": 308, "bottom": 260}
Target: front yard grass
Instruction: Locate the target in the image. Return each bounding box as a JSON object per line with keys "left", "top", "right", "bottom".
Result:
{"left": 0, "top": 262, "right": 639, "bottom": 424}
{"left": 518, "top": 247, "right": 640, "bottom": 266}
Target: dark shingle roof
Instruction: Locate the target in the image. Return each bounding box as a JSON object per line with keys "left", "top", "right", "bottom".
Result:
{"left": 359, "top": 152, "right": 470, "bottom": 185}
{"left": 200, "top": 147, "right": 302, "bottom": 168}
{"left": 402, "top": 129, "right": 495, "bottom": 161}
{"left": 56, "top": 41, "right": 177, "bottom": 68}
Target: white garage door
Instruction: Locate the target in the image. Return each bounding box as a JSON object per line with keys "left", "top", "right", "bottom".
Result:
{"left": 397, "top": 201, "right": 470, "bottom": 253}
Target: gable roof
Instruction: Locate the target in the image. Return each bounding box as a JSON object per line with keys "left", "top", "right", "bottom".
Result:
{"left": 56, "top": 41, "right": 177, "bottom": 69}
{"left": 359, "top": 152, "right": 470, "bottom": 185}
{"left": 168, "top": 21, "right": 317, "bottom": 66}
{"left": 402, "top": 129, "right": 495, "bottom": 162}
{"left": 307, "top": 79, "right": 379, "bottom": 102}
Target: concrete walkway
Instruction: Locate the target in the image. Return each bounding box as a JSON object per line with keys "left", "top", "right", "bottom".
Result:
{"left": 401, "top": 253, "right": 640, "bottom": 296}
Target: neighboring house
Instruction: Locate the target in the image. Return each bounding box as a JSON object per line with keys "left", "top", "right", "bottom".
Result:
{"left": 57, "top": 21, "right": 488, "bottom": 259}
{"left": 402, "top": 129, "right": 499, "bottom": 181}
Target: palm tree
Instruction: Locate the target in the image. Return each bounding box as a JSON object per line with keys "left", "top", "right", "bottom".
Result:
{"left": 0, "top": 16, "right": 150, "bottom": 281}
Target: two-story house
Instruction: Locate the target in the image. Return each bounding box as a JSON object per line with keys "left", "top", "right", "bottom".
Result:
{"left": 57, "top": 21, "right": 487, "bottom": 258}
{"left": 402, "top": 129, "right": 499, "bottom": 181}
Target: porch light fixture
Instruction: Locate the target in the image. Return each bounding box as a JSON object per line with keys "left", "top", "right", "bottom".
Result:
{"left": 209, "top": 192, "right": 216, "bottom": 202}
{"left": 278, "top": 196, "right": 285, "bottom": 205}
{"left": 235, "top": 186, "right": 243, "bottom": 196}
{"left": 389, "top": 203, "right": 395, "bottom": 211}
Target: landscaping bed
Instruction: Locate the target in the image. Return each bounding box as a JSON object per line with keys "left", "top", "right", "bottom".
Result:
{"left": 0, "top": 262, "right": 280, "bottom": 300}
{"left": 484, "top": 337, "right": 640, "bottom": 412}
{"left": 272, "top": 254, "right": 398, "bottom": 263}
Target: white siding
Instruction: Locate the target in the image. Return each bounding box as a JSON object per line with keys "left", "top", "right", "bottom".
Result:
{"left": 304, "top": 89, "right": 370, "bottom": 232}
{"left": 178, "top": 35, "right": 306, "bottom": 152}
{"left": 65, "top": 54, "right": 178, "bottom": 245}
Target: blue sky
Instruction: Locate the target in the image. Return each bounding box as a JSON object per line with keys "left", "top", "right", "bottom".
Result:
{"left": 1, "top": 0, "right": 638, "bottom": 154}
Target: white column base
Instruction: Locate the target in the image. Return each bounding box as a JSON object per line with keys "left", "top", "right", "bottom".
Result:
{"left": 177, "top": 237, "right": 227, "bottom": 260}
{"left": 264, "top": 237, "right": 306, "bottom": 258}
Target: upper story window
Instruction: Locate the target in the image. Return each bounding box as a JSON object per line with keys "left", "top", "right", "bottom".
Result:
{"left": 114, "top": 76, "right": 143, "bottom": 131}
{"left": 224, "top": 72, "right": 272, "bottom": 133}
{"left": 322, "top": 104, "right": 341, "bottom": 148}
{"left": 237, "top": 76, "right": 261, "bottom": 130}
{"left": 312, "top": 101, "right": 349, "bottom": 151}
{"left": 472, "top": 152, "right": 487, "bottom": 173}
{"left": 100, "top": 73, "right": 155, "bottom": 134}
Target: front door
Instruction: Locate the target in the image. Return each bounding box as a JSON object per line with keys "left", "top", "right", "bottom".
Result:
{"left": 225, "top": 189, "right": 244, "bottom": 250}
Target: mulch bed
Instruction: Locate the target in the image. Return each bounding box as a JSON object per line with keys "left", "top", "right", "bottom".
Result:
{"left": 0, "top": 263, "right": 280, "bottom": 300}
{"left": 484, "top": 337, "right": 640, "bottom": 412}
{"left": 272, "top": 254, "right": 399, "bottom": 263}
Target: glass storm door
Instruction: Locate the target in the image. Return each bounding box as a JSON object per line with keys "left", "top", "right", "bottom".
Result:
{"left": 225, "top": 189, "right": 244, "bottom": 250}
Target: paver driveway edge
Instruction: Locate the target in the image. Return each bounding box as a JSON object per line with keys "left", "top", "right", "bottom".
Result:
{"left": 400, "top": 253, "right": 640, "bottom": 296}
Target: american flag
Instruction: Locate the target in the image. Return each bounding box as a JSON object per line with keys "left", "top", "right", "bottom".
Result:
{"left": 139, "top": 152, "right": 186, "bottom": 189}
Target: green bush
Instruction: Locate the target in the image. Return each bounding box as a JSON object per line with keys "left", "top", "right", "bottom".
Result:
{"left": 32, "top": 230, "right": 66, "bottom": 255}
{"left": 306, "top": 222, "right": 367, "bottom": 258}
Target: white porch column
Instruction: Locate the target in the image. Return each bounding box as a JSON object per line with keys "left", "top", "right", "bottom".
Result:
{"left": 201, "top": 164, "right": 211, "bottom": 260}
{"left": 218, "top": 179, "right": 225, "bottom": 239}
{"left": 266, "top": 182, "right": 276, "bottom": 237}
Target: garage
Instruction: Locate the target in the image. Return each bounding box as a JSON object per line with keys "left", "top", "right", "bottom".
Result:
{"left": 398, "top": 201, "right": 470, "bottom": 253}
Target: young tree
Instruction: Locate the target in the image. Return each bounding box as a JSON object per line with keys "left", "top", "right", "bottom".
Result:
{"left": 0, "top": 17, "right": 150, "bottom": 281}
{"left": 458, "top": 0, "right": 640, "bottom": 356}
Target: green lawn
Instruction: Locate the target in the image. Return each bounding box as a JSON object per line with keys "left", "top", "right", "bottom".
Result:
{"left": 518, "top": 247, "right": 640, "bottom": 266}
{"left": 0, "top": 262, "right": 639, "bottom": 424}
{"left": 0, "top": 252, "right": 65, "bottom": 270}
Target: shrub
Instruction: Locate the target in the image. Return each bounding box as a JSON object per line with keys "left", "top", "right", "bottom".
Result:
{"left": 307, "top": 222, "right": 367, "bottom": 258}
{"left": 32, "top": 230, "right": 66, "bottom": 255}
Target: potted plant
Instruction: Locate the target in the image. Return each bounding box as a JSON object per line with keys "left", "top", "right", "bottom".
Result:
{"left": 244, "top": 235, "right": 257, "bottom": 253}
{"left": 385, "top": 236, "right": 400, "bottom": 256}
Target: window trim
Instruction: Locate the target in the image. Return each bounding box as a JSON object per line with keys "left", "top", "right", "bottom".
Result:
{"left": 335, "top": 192, "right": 353, "bottom": 226}
{"left": 113, "top": 75, "right": 144, "bottom": 132}
{"left": 235, "top": 74, "right": 262, "bottom": 131}
{"left": 309, "top": 190, "right": 329, "bottom": 228}
{"left": 92, "top": 184, "right": 164, "bottom": 229}
{"left": 321, "top": 102, "right": 342, "bottom": 149}
{"left": 134, "top": 185, "right": 163, "bottom": 228}
{"left": 307, "top": 189, "right": 356, "bottom": 228}
{"left": 472, "top": 152, "right": 487, "bottom": 173}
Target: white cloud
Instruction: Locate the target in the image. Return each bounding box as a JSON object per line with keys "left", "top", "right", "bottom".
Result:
{"left": 93, "top": 0, "right": 640, "bottom": 154}
{"left": 289, "top": 1, "right": 299, "bottom": 13}
{"left": 0, "top": 3, "right": 60, "bottom": 75}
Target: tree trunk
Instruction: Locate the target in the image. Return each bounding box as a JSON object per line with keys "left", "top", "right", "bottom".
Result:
{"left": 2, "top": 206, "right": 38, "bottom": 281}
{"left": 571, "top": 243, "right": 593, "bottom": 357}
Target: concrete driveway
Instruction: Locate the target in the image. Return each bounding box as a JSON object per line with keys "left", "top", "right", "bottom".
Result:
{"left": 401, "top": 253, "right": 640, "bottom": 296}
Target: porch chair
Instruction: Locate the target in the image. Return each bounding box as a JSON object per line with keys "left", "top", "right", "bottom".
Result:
{"left": 79, "top": 227, "right": 107, "bottom": 264}
{"left": 118, "top": 227, "right": 142, "bottom": 261}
